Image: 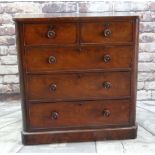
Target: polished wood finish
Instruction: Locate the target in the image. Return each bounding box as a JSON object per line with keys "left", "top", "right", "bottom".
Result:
{"left": 24, "top": 23, "right": 77, "bottom": 45}
{"left": 25, "top": 46, "right": 133, "bottom": 72}
{"left": 22, "top": 125, "right": 137, "bottom": 145}
{"left": 29, "top": 100, "right": 130, "bottom": 130}
{"left": 80, "top": 21, "right": 133, "bottom": 43}
{"left": 27, "top": 72, "right": 131, "bottom": 101}
{"left": 14, "top": 13, "right": 139, "bottom": 145}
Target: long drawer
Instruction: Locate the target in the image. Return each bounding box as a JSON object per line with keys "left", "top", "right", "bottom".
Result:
{"left": 28, "top": 99, "right": 130, "bottom": 130}
{"left": 27, "top": 72, "right": 131, "bottom": 101}
{"left": 25, "top": 46, "right": 133, "bottom": 73}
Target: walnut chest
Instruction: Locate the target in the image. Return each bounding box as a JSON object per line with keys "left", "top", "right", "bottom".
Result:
{"left": 14, "top": 13, "right": 139, "bottom": 145}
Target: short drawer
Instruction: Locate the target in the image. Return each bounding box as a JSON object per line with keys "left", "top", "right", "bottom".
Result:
{"left": 80, "top": 21, "right": 133, "bottom": 44}
{"left": 29, "top": 100, "right": 130, "bottom": 130}
{"left": 27, "top": 72, "right": 131, "bottom": 101}
{"left": 24, "top": 23, "right": 77, "bottom": 45}
{"left": 25, "top": 46, "right": 133, "bottom": 73}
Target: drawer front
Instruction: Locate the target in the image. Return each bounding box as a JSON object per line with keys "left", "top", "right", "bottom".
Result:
{"left": 25, "top": 46, "right": 132, "bottom": 72}
{"left": 24, "top": 23, "right": 77, "bottom": 45}
{"left": 80, "top": 21, "right": 133, "bottom": 43}
{"left": 27, "top": 72, "right": 130, "bottom": 101}
{"left": 29, "top": 100, "right": 130, "bottom": 130}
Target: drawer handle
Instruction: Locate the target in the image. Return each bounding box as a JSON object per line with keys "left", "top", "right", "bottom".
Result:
{"left": 102, "top": 81, "right": 111, "bottom": 89}
{"left": 51, "top": 111, "right": 59, "bottom": 120}
{"left": 102, "top": 109, "right": 111, "bottom": 117}
{"left": 48, "top": 56, "right": 56, "bottom": 64}
{"left": 103, "top": 55, "right": 111, "bottom": 63}
{"left": 47, "top": 30, "right": 56, "bottom": 39}
{"left": 104, "top": 29, "right": 111, "bottom": 37}
{"left": 50, "top": 84, "right": 57, "bottom": 92}
{"left": 47, "top": 25, "right": 56, "bottom": 39}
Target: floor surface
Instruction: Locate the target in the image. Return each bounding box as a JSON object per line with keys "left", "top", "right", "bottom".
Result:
{"left": 0, "top": 100, "right": 155, "bottom": 153}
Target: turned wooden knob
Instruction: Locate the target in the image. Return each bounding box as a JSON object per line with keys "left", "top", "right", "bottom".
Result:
{"left": 51, "top": 111, "right": 59, "bottom": 120}
{"left": 103, "top": 55, "right": 111, "bottom": 63}
{"left": 48, "top": 56, "right": 56, "bottom": 64}
{"left": 47, "top": 30, "right": 56, "bottom": 39}
{"left": 50, "top": 84, "right": 57, "bottom": 92}
{"left": 47, "top": 25, "right": 56, "bottom": 39}
{"left": 102, "top": 109, "right": 111, "bottom": 117}
{"left": 102, "top": 81, "right": 111, "bottom": 89}
{"left": 104, "top": 29, "right": 112, "bottom": 37}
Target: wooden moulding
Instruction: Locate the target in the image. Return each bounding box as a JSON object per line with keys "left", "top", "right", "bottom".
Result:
{"left": 22, "top": 125, "right": 137, "bottom": 145}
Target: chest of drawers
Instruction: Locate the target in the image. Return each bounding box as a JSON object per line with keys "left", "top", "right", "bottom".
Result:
{"left": 14, "top": 13, "right": 139, "bottom": 145}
